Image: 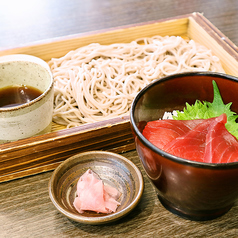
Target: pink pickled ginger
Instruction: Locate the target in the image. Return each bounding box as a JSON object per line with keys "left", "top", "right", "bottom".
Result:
{"left": 73, "top": 169, "right": 121, "bottom": 214}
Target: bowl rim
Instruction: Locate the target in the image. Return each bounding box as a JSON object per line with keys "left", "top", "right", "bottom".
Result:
{"left": 130, "top": 71, "right": 238, "bottom": 169}
{"left": 48, "top": 150, "right": 144, "bottom": 225}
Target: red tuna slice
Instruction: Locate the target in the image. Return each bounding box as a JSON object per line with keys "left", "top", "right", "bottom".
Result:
{"left": 163, "top": 117, "right": 219, "bottom": 162}
{"left": 203, "top": 114, "right": 238, "bottom": 163}
{"left": 142, "top": 119, "right": 207, "bottom": 150}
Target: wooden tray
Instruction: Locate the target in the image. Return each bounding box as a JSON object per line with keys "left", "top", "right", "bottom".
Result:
{"left": 1, "top": 12, "right": 238, "bottom": 183}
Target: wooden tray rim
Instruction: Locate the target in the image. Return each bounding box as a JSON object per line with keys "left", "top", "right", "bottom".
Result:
{"left": 1, "top": 12, "right": 237, "bottom": 152}
{"left": 1, "top": 12, "right": 238, "bottom": 183}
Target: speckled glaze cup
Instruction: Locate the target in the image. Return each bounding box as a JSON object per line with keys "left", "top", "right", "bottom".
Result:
{"left": 0, "top": 54, "right": 54, "bottom": 143}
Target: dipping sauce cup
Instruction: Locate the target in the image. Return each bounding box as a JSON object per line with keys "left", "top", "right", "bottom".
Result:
{"left": 0, "top": 54, "right": 54, "bottom": 143}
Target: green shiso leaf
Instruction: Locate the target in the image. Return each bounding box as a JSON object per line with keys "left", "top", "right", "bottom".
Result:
{"left": 173, "top": 80, "right": 238, "bottom": 139}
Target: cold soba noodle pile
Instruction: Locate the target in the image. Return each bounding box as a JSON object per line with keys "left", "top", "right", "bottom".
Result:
{"left": 48, "top": 36, "right": 225, "bottom": 128}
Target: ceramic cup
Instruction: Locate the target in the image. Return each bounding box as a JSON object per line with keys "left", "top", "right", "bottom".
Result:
{"left": 0, "top": 54, "right": 54, "bottom": 144}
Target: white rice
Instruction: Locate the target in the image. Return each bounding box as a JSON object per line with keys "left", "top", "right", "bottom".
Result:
{"left": 162, "top": 110, "right": 178, "bottom": 119}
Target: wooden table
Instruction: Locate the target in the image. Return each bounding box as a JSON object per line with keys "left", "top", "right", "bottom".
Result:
{"left": 1, "top": 1, "right": 238, "bottom": 237}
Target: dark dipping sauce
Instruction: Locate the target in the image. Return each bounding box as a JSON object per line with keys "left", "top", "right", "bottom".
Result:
{"left": 0, "top": 85, "right": 43, "bottom": 108}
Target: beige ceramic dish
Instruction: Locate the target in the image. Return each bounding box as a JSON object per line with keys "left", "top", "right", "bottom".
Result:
{"left": 48, "top": 151, "right": 144, "bottom": 225}
{"left": 0, "top": 54, "right": 54, "bottom": 143}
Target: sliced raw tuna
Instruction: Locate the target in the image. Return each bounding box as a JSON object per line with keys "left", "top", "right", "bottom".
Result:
{"left": 73, "top": 169, "right": 121, "bottom": 214}
{"left": 143, "top": 118, "right": 209, "bottom": 150}
{"left": 203, "top": 114, "right": 238, "bottom": 163}
{"left": 164, "top": 117, "right": 217, "bottom": 162}
{"left": 142, "top": 113, "right": 238, "bottom": 163}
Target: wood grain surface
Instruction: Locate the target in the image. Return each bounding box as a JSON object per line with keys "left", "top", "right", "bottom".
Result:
{"left": 1, "top": 150, "right": 238, "bottom": 238}
{"left": 1, "top": 0, "right": 238, "bottom": 237}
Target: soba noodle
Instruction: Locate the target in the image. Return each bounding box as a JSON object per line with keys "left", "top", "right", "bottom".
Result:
{"left": 48, "top": 36, "right": 225, "bottom": 128}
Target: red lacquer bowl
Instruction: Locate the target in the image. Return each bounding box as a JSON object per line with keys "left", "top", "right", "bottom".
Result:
{"left": 130, "top": 72, "right": 238, "bottom": 221}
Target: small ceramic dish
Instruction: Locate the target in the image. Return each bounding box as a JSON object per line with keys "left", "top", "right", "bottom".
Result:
{"left": 48, "top": 150, "right": 144, "bottom": 225}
